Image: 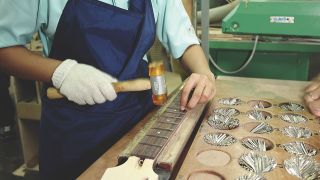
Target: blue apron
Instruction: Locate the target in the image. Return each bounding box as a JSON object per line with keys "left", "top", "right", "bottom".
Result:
{"left": 40, "top": 0, "right": 155, "bottom": 179}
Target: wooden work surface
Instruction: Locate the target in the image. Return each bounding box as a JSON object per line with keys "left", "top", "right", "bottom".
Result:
{"left": 206, "top": 28, "right": 320, "bottom": 44}
{"left": 207, "top": 28, "right": 254, "bottom": 42}
{"left": 78, "top": 76, "right": 318, "bottom": 179}
{"left": 176, "top": 76, "right": 320, "bottom": 180}
{"left": 213, "top": 76, "right": 310, "bottom": 101}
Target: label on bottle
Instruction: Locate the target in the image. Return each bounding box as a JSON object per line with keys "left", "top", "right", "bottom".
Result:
{"left": 150, "top": 75, "right": 167, "bottom": 95}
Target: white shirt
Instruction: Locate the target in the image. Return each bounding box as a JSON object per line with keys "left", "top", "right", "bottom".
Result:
{"left": 0, "top": 0, "right": 199, "bottom": 59}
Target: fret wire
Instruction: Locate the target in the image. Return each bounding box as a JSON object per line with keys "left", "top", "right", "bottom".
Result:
{"left": 166, "top": 106, "right": 181, "bottom": 110}
{"left": 162, "top": 115, "right": 183, "bottom": 119}
{"left": 166, "top": 106, "right": 180, "bottom": 110}
{"left": 168, "top": 101, "right": 180, "bottom": 106}
{"left": 151, "top": 127, "right": 175, "bottom": 131}
{"left": 162, "top": 111, "right": 186, "bottom": 117}
{"left": 158, "top": 120, "right": 179, "bottom": 125}
{"left": 138, "top": 142, "right": 163, "bottom": 148}
{"left": 155, "top": 122, "right": 177, "bottom": 129}
{"left": 146, "top": 134, "right": 169, "bottom": 139}
{"left": 158, "top": 121, "right": 179, "bottom": 125}
{"left": 164, "top": 111, "right": 186, "bottom": 116}
{"left": 140, "top": 136, "right": 166, "bottom": 147}
{"left": 165, "top": 109, "right": 185, "bottom": 114}
{"left": 159, "top": 119, "right": 180, "bottom": 125}
{"left": 161, "top": 118, "right": 183, "bottom": 124}
{"left": 158, "top": 117, "right": 183, "bottom": 125}
{"left": 147, "top": 128, "right": 171, "bottom": 134}
{"left": 163, "top": 112, "right": 179, "bottom": 116}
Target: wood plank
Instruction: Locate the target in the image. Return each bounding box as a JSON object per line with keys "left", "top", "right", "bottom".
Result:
{"left": 155, "top": 103, "right": 206, "bottom": 171}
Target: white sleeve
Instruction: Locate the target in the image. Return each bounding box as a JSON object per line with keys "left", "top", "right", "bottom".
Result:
{"left": 155, "top": 0, "right": 199, "bottom": 59}
{"left": 0, "top": 0, "right": 42, "bottom": 48}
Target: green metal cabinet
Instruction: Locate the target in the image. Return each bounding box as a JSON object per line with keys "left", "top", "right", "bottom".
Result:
{"left": 209, "top": 0, "right": 320, "bottom": 80}
{"left": 222, "top": 0, "right": 320, "bottom": 38}
{"left": 209, "top": 39, "right": 320, "bottom": 81}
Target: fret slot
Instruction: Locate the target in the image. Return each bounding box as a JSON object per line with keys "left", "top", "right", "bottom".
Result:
{"left": 140, "top": 136, "right": 167, "bottom": 147}
{"left": 158, "top": 117, "right": 180, "bottom": 125}
{"left": 162, "top": 115, "right": 181, "bottom": 120}
{"left": 147, "top": 129, "right": 171, "bottom": 139}
{"left": 165, "top": 108, "right": 182, "bottom": 114}
{"left": 158, "top": 117, "right": 182, "bottom": 124}
{"left": 138, "top": 142, "right": 162, "bottom": 148}
{"left": 166, "top": 106, "right": 180, "bottom": 111}
{"left": 165, "top": 108, "right": 186, "bottom": 116}
{"left": 132, "top": 144, "right": 161, "bottom": 159}
{"left": 153, "top": 122, "right": 177, "bottom": 131}
{"left": 168, "top": 102, "right": 180, "bottom": 108}
{"left": 162, "top": 112, "right": 185, "bottom": 119}
{"left": 152, "top": 127, "right": 174, "bottom": 132}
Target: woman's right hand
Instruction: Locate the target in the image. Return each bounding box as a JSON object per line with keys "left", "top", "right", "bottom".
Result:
{"left": 304, "top": 74, "right": 320, "bottom": 117}
{"left": 52, "top": 59, "right": 118, "bottom": 105}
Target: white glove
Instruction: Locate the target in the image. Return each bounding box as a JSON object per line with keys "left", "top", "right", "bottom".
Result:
{"left": 52, "top": 59, "right": 117, "bottom": 105}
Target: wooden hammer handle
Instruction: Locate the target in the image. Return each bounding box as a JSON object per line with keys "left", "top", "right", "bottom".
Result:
{"left": 47, "top": 78, "right": 151, "bottom": 99}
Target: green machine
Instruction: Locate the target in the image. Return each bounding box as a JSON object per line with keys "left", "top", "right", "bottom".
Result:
{"left": 210, "top": 0, "right": 320, "bottom": 80}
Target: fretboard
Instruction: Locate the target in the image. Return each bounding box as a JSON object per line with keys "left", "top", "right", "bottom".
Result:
{"left": 130, "top": 92, "right": 186, "bottom": 159}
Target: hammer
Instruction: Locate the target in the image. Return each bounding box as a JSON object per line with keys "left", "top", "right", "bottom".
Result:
{"left": 47, "top": 78, "right": 151, "bottom": 99}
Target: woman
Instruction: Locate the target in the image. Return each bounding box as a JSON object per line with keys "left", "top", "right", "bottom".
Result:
{"left": 0, "top": 0, "right": 216, "bottom": 179}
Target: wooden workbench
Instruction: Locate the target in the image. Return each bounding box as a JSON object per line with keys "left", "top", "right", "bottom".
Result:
{"left": 176, "top": 76, "right": 319, "bottom": 180}
{"left": 78, "top": 76, "right": 316, "bottom": 179}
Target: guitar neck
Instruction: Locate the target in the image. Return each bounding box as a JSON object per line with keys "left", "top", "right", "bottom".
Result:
{"left": 119, "top": 87, "right": 207, "bottom": 173}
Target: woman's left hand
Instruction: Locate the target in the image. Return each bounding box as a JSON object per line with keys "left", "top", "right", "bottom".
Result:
{"left": 304, "top": 76, "right": 320, "bottom": 116}
{"left": 180, "top": 72, "right": 216, "bottom": 110}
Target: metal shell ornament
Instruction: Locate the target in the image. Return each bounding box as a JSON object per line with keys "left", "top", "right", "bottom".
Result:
{"left": 284, "top": 155, "right": 320, "bottom": 179}
{"left": 239, "top": 152, "right": 277, "bottom": 173}
{"left": 207, "top": 114, "right": 240, "bottom": 130}
{"left": 204, "top": 133, "right": 237, "bottom": 146}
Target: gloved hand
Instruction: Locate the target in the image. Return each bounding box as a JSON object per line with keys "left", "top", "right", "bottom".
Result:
{"left": 51, "top": 59, "right": 117, "bottom": 105}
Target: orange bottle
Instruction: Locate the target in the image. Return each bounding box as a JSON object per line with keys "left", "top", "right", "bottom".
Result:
{"left": 148, "top": 62, "right": 167, "bottom": 105}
